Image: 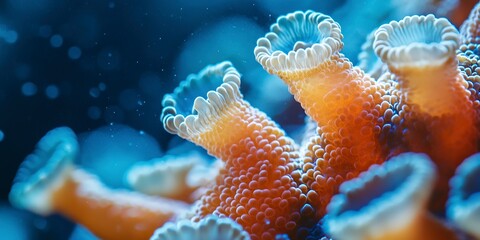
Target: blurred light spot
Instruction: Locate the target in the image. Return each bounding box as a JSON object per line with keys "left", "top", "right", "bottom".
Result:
{"left": 0, "top": 130, "right": 4, "bottom": 142}
{"left": 68, "top": 46, "right": 82, "bottom": 60}
{"left": 50, "top": 34, "right": 63, "bottom": 48}
{"left": 38, "top": 25, "right": 52, "bottom": 38}
{"left": 109, "top": 2, "right": 115, "bottom": 8}
{"left": 98, "top": 82, "right": 106, "bottom": 91}
{"left": 45, "top": 84, "right": 59, "bottom": 99}
{"left": 89, "top": 87, "right": 100, "bottom": 98}
{"left": 87, "top": 106, "right": 101, "bottom": 120}
{"left": 14, "top": 64, "right": 31, "bottom": 80}
{"left": 21, "top": 82, "right": 37, "bottom": 96}
{"left": 97, "top": 48, "right": 120, "bottom": 71}
{"left": 0, "top": 24, "right": 18, "bottom": 44}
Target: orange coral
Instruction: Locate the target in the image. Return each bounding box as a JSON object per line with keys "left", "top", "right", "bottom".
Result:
{"left": 374, "top": 14, "right": 478, "bottom": 210}
{"left": 9, "top": 127, "right": 189, "bottom": 240}
{"left": 254, "top": 11, "right": 396, "bottom": 218}
{"left": 161, "top": 62, "right": 306, "bottom": 239}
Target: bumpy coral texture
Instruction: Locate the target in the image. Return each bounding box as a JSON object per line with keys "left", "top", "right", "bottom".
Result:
{"left": 194, "top": 114, "right": 305, "bottom": 239}
{"left": 10, "top": 3, "right": 480, "bottom": 240}
{"left": 160, "top": 6, "right": 480, "bottom": 240}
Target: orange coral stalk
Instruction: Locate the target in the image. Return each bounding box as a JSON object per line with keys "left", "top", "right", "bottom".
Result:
{"left": 9, "top": 127, "right": 189, "bottom": 240}
{"left": 374, "top": 15, "right": 478, "bottom": 209}
{"left": 254, "top": 11, "right": 391, "bottom": 217}
{"left": 161, "top": 62, "right": 305, "bottom": 240}
{"left": 53, "top": 168, "right": 188, "bottom": 240}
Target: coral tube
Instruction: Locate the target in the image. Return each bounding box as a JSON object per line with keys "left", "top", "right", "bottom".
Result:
{"left": 374, "top": 15, "right": 478, "bottom": 209}
{"left": 9, "top": 127, "right": 189, "bottom": 240}
{"left": 447, "top": 153, "right": 480, "bottom": 239}
{"left": 161, "top": 62, "right": 304, "bottom": 239}
{"left": 254, "top": 11, "right": 392, "bottom": 217}
{"left": 323, "top": 153, "right": 458, "bottom": 240}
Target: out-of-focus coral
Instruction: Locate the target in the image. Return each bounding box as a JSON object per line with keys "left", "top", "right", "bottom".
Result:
{"left": 9, "top": 127, "right": 189, "bottom": 240}
{"left": 150, "top": 214, "right": 250, "bottom": 240}
{"left": 127, "top": 151, "right": 221, "bottom": 203}
{"left": 323, "top": 153, "right": 457, "bottom": 240}
{"left": 447, "top": 153, "right": 480, "bottom": 239}
{"left": 9, "top": 2, "right": 480, "bottom": 240}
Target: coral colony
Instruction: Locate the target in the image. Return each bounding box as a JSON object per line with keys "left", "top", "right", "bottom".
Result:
{"left": 8, "top": 2, "right": 480, "bottom": 240}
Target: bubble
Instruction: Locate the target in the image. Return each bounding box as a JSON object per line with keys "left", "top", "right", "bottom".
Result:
{"left": 68, "top": 46, "right": 82, "bottom": 60}
{"left": 50, "top": 34, "right": 63, "bottom": 48}
{"left": 89, "top": 87, "right": 100, "bottom": 98}
{"left": 0, "top": 130, "right": 4, "bottom": 142}
{"left": 4, "top": 30, "right": 18, "bottom": 44}
{"left": 45, "top": 84, "right": 59, "bottom": 99}
{"left": 98, "top": 82, "right": 106, "bottom": 91}
{"left": 21, "top": 82, "right": 37, "bottom": 96}
{"left": 87, "top": 106, "right": 101, "bottom": 120}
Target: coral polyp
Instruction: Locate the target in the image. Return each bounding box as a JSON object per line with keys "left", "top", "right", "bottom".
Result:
{"left": 8, "top": 2, "right": 480, "bottom": 240}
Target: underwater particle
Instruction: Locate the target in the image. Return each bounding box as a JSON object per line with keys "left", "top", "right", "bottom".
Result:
{"left": 44, "top": 84, "right": 59, "bottom": 99}
{"left": 151, "top": 215, "right": 251, "bottom": 240}
{"left": 103, "top": 105, "right": 125, "bottom": 123}
{"left": 49, "top": 34, "right": 63, "bottom": 48}
{"left": 21, "top": 82, "right": 37, "bottom": 96}
{"left": 68, "top": 46, "right": 82, "bottom": 60}
{"left": 0, "top": 130, "right": 4, "bottom": 142}
{"left": 97, "top": 48, "right": 120, "bottom": 71}
{"left": 323, "top": 153, "right": 458, "bottom": 240}
{"left": 78, "top": 124, "right": 162, "bottom": 188}
{"left": 38, "top": 25, "right": 52, "bottom": 38}
{"left": 447, "top": 153, "right": 480, "bottom": 239}
{"left": 87, "top": 106, "right": 101, "bottom": 120}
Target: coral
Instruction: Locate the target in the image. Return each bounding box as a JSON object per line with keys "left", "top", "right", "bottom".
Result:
{"left": 127, "top": 151, "right": 220, "bottom": 203}
{"left": 9, "top": 3, "right": 480, "bottom": 240}
{"left": 9, "top": 127, "right": 189, "bottom": 240}
{"left": 323, "top": 153, "right": 457, "bottom": 240}
{"left": 150, "top": 214, "right": 250, "bottom": 240}
{"left": 254, "top": 10, "right": 396, "bottom": 219}
{"left": 161, "top": 61, "right": 305, "bottom": 239}
{"left": 447, "top": 153, "right": 480, "bottom": 239}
